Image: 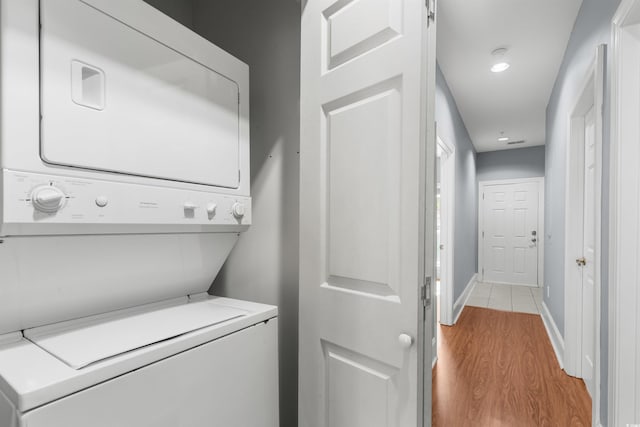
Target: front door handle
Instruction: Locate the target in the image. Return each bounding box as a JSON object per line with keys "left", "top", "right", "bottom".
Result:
{"left": 576, "top": 257, "right": 586, "bottom": 267}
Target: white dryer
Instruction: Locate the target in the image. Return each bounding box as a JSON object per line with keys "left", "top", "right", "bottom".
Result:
{"left": 0, "top": 0, "right": 278, "bottom": 426}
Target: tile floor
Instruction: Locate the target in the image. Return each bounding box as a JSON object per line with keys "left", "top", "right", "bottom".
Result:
{"left": 465, "top": 282, "right": 543, "bottom": 314}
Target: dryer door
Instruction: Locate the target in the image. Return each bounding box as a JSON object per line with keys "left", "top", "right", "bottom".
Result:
{"left": 39, "top": 0, "right": 241, "bottom": 188}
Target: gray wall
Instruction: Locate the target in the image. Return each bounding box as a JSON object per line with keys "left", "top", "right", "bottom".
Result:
{"left": 191, "top": 2, "right": 300, "bottom": 427}
{"left": 144, "top": 1, "right": 300, "bottom": 424}
{"left": 436, "top": 64, "right": 478, "bottom": 302}
{"left": 477, "top": 146, "right": 545, "bottom": 182}
{"left": 544, "top": 0, "right": 620, "bottom": 422}
{"left": 142, "top": 0, "right": 194, "bottom": 29}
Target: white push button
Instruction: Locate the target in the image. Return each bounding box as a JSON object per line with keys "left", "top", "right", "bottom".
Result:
{"left": 96, "top": 196, "right": 108, "bottom": 208}
{"left": 183, "top": 202, "right": 198, "bottom": 210}
{"left": 231, "top": 202, "right": 245, "bottom": 219}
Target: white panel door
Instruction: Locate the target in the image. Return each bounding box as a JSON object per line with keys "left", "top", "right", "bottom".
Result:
{"left": 437, "top": 137, "right": 455, "bottom": 327}
{"left": 299, "top": 0, "right": 434, "bottom": 426}
{"left": 482, "top": 181, "right": 539, "bottom": 285}
{"left": 581, "top": 106, "right": 596, "bottom": 396}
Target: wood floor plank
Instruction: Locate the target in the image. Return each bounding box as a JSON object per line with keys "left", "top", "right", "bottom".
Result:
{"left": 432, "top": 307, "right": 591, "bottom": 426}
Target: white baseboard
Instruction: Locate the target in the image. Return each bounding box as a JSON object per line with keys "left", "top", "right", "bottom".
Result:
{"left": 541, "top": 301, "right": 564, "bottom": 369}
{"left": 453, "top": 273, "right": 477, "bottom": 324}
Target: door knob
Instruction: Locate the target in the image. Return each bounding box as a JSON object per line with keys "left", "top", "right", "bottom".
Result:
{"left": 531, "top": 238, "right": 537, "bottom": 243}
{"left": 398, "top": 334, "right": 413, "bottom": 349}
{"left": 576, "top": 257, "right": 586, "bottom": 266}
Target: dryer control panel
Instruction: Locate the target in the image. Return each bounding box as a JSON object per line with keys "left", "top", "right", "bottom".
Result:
{"left": 1, "top": 170, "right": 251, "bottom": 236}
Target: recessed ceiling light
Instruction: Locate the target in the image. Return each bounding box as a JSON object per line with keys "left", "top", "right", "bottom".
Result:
{"left": 490, "top": 47, "right": 510, "bottom": 73}
{"left": 491, "top": 62, "right": 510, "bottom": 73}
{"left": 498, "top": 136, "right": 510, "bottom": 142}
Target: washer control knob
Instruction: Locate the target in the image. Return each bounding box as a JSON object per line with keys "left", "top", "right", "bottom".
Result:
{"left": 231, "top": 202, "right": 245, "bottom": 219}
{"left": 206, "top": 203, "right": 217, "bottom": 216}
{"left": 95, "top": 196, "right": 108, "bottom": 208}
{"left": 31, "top": 186, "right": 65, "bottom": 213}
{"left": 183, "top": 202, "right": 198, "bottom": 211}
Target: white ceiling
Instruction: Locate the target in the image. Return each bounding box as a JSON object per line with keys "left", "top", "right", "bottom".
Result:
{"left": 437, "top": 0, "right": 583, "bottom": 152}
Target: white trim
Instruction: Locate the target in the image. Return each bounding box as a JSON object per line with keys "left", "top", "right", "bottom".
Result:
{"left": 437, "top": 135, "right": 456, "bottom": 326}
{"left": 432, "top": 336, "right": 438, "bottom": 369}
{"left": 478, "top": 177, "right": 545, "bottom": 286}
{"left": 453, "top": 273, "right": 476, "bottom": 324}
{"left": 610, "top": 1, "right": 640, "bottom": 423}
{"left": 563, "top": 45, "right": 605, "bottom": 426}
{"left": 540, "top": 301, "right": 564, "bottom": 370}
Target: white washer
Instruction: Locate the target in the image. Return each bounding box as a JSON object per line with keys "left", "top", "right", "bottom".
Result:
{"left": 0, "top": 0, "right": 278, "bottom": 425}
{"left": 0, "top": 297, "right": 278, "bottom": 427}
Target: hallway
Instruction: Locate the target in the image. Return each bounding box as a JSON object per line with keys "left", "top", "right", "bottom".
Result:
{"left": 432, "top": 307, "right": 591, "bottom": 426}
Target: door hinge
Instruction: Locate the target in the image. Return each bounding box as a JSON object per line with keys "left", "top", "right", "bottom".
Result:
{"left": 483, "top": 193, "right": 485, "bottom": 200}
{"left": 482, "top": 231, "right": 485, "bottom": 238}
{"left": 422, "top": 276, "right": 432, "bottom": 308}
{"left": 426, "top": 0, "right": 436, "bottom": 22}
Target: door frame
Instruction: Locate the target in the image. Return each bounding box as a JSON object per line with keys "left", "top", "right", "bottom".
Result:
{"left": 563, "top": 44, "right": 604, "bottom": 425}
{"left": 478, "top": 177, "right": 545, "bottom": 286}
{"left": 437, "top": 135, "right": 455, "bottom": 326}
{"left": 609, "top": 2, "right": 640, "bottom": 423}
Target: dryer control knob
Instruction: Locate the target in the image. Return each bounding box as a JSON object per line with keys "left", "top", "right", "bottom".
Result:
{"left": 206, "top": 203, "right": 217, "bottom": 216}
{"left": 32, "top": 186, "right": 66, "bottom": 213}
{"left": 231, "top": 202, "right": 245, "bottom": 219}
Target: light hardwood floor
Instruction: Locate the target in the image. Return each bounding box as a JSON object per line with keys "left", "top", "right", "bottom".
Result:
{"left": 433, "top": 306, "right": 591, "bottom": 426}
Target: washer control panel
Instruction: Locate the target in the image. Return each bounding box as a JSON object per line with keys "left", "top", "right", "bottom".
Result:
{"left": 1, "top": 170, "right": 251, "bottom": 234}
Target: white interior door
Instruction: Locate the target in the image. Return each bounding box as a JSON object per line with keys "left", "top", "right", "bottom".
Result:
{"left": 437, "top": 137, "right": 455, "bottom": 326}
{"left": 481, "top": 181, "right": 539, "bottom": 286}
{"left": 299, "top": 0, "right": 434, "bottom": 426}
{"left": 563, "top": 46, "right": 604, "bottom": 424}
{"left": 580, "top": 105, "right": 596, "bottom": 397}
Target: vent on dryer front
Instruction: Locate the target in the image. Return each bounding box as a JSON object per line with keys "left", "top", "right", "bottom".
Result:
{"left": 506, "top": 140, "right": 526, "bottom": 145}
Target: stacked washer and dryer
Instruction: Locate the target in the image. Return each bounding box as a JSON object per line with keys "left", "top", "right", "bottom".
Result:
{"left": 0, "top": 0, "right": 278, "bottom": 426}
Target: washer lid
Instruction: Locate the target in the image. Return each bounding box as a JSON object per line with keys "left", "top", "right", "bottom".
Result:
{"left": 24, "top": 298, "right": 247, "bottom": 369}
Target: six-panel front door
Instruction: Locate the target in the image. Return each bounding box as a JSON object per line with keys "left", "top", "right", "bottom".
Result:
{"left": 481, "top": 181, "right": 540, "bottom": 286}
{"left": 299, "top": 0, "right": 433, "bottom": 425}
